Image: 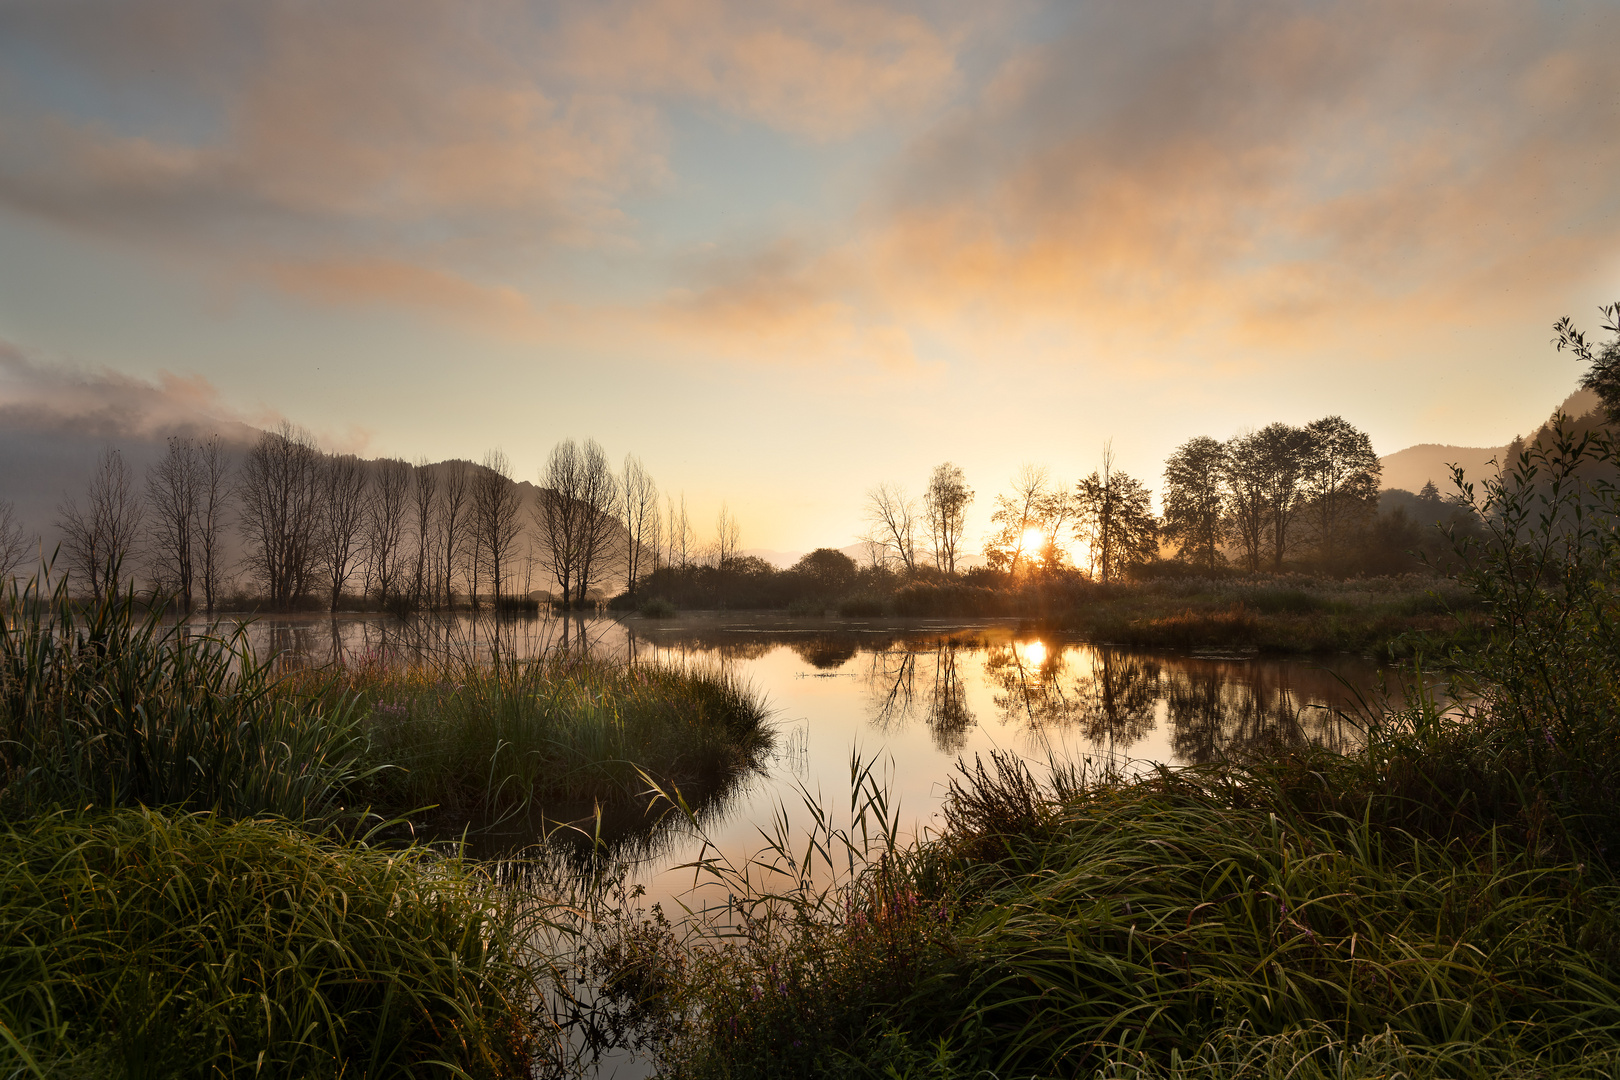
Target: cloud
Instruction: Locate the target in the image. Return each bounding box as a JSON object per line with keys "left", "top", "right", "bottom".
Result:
{"left": 666, "top": 1, "right": 1620, "bottom": 365}
{"left": 0, "top": 337, "right": 271, "bottom": 440}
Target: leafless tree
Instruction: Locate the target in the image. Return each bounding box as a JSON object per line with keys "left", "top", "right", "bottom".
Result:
{"left": 472, "top": 449, "right": 525, "bottom": 609}
{"left": 538, "top": 438, "right": 619, "bottom": 608}
{"left": 715, "top": 501, "right": 740, "bottom": 569}
{"left": 437, "top": 460, "right": 470, "bottom": 607}
{"left": 145, "top": 437, "right": 200, "bottom": 612}
{"left": 923, "top": 463, "right": 973, "bottom": 574}
{"left": 411, "top": 458, "right": 438, "bottom": 607}
{"left": 0, "top": 500, "right": 33, "bottom": 588}
{"left": 862, "top": 482, "right": 919, "bottom": 573}
{"left": 316, "top": 453, "right": 368, "bottom": 612}
{"left": 237, "top": 423, "right": 322, "bottom": 609}
{"left": 984, "top": 464, "right": 1050, "bottom": 576}
{"left": 58, "top": 447, "right": 144, "bottom": 597}
{"left": 666, "top": 493, "right": 693, "bottom": 571}
{"left": 195, "top": 436, "right": 231, "bottom": 614}
{"left": 621, "top": 453, "right": 659, "bottom": 596}
{"left": 365, "top": 458, "right": 412, "bottom": 607}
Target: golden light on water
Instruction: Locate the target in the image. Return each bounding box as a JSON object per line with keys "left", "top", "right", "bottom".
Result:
{"left": 1021, "top": 639, "right": 1048, "bottom": 667}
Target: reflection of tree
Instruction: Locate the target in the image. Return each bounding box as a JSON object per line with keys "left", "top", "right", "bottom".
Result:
{"left": 1069, "top": 651, "right": 1159, "bottom": 750}
{"left": 1163, "top": 661, "right": 1358, "bottom": 764}
{"left": 926, "top": 642, "right": 975, "bottom": 752}
{"left": 791, "top": 635, "right": 861, "bottom": 670}
{"left": 865, "top": 649, "right": 918, "bottom": 730}
{"left": 983, "top": 642, "right": 1078, "bottom": 730}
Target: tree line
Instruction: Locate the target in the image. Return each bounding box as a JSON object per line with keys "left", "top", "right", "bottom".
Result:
{"left": 21, "top": 422, "right": 714, "bottom": 613}
{"left": 864, "top": 415, "right": 1387, "bottom": 584}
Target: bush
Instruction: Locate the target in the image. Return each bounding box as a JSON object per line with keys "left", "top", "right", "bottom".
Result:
{"left": 836, "top": 593, "right": 888, "bottom": 617}
{"left": 639, "top": 597, "right": 678, "bottom": 618}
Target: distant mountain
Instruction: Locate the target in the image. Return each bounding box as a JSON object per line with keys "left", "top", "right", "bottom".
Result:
{"left": 1379, "top": 389, "right": 1601, "bottom": 494}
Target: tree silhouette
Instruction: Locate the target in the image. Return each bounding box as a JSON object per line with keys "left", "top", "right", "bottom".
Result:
{"left": 1073, "top": 444, "right": 1157, "bottom": 583}
{"left": 1302, "top": 415, "right": 1380, "bottom": 564}
{"left": 924, "top": 462, "right": 973, "bottom": 574}
{"left": 1555, "top": 302, "right": 1620, "bottom": 418}
{"left": 238, "top": 423, "right": 321, "bottom": 609}
{"left": 1162, "top": 435, "right": 1227, "bottom": 570}
{"left": 984, "top": 464, "right": 1051, "bottom": 576}
{"left": 862, "top": 482, "right": 919, "bottom": 573}
{"left": 58, "top": 447, "right": 144, "bottom": 597}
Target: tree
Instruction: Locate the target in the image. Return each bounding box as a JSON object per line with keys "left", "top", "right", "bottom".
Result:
{"left": 862, "top": 482, "right": 919, "bottom": 573}
{"left": 621, "top": 454, "right": 658, "bottom": 596}
{"left": 923, "top": 463, "right": 973, "bottom": 574}
{"left": 195, "top": 436, "right": 230, "bottom": 615}
{"left": 1555, "top": 302, "right": 1620, "bottom": 417}
{"left": 1073, "top": 445, "right": 1158, "bottom": 583}
{"left": 364, "top": 458, "right": 412, "bottom": 607}
{"left": 1162, "top": 436, "right": 1227, "bottom": 570}
{"left": 538, "top": 439, "right": 618, "bottom": 608}
{"left": 58, "top": 447, "right": 144, "bottom": 597}
{"left": 472, "top": 449, "right": 525, "bottom": 610}
{"left": 0, "top": 500, "right": 32, "bottom": 587}
{"left": 1301, "top": 415, "right": 1381, "bottom": 564}
{"left": 573, "top": 441, "right": 620, "bottom": 605}
{"left": 316, "top": 453, "right": 368, "bottom": 612}
{"left": 1223, "top": 431, "right": 1268, "bottom": 573}
{"left": 792, "top": 548, "right": 858, "bottom": 597}
{"left": 437, "top": 461, "right": 470, "bottom": 607}
{"left": 145, "top": 437, "right": 200, "bottom": 612}
{"left": 410, "top": 458, "right": 438, "bottom": 608}
{"left": 715, "top": 501, "right": 741, "bottom": 569}
{"left": 984, "top": 465, "right": 1051, "bottom": 576}
{"left": 238, "top": 423, "right": 322, "bottom": 609}
{"left": 1245, "top": 422, "right": 1312, "bottom": 571}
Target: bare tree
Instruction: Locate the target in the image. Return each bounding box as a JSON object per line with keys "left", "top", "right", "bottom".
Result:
{"left": 1162, "top": 436, "right": 1228, "bottom": 570}
{"left": 437, "top": 460, "right": 470, "bottom": 607}
{"left": 58, "top": 447, "right": 144, "bottom": 597}
{"left": 1302, "top": 416, "right": 1380, "bottom": 563}
{"left": 365, "top": 458, "right": 412, "bottom": 607}
{"left": 316, "top": 453, "right": 368, "bottom": 612}
{"left": 145, "top": 437, "right": 200, "bottom": 612}
{"left": 984, "top": 464, "right": 1050, "bottom": 576}
{"left": 0, "top": 500, "right": 33, "bottom": 588}
{"left": 862, "top": 483, "right": 919, "bottom": 573}
{"left": 715, "top": 501, "right": 740, "bottom": 569}
{"left": 411, "top": 458, "right": 438, "bottom": 607}
{"left": 538, "top": 439, "right": 620, "bottom": 608}
{"left": 472, "top": 449, "right": 525, "bottom": 609}
{"left": 1073, "top": 444, "right": 1158, "bottom": 583}
{"left": 621, "top": 453, "right": 658, "bottom": 596}
{"left": 195, "top": 436, "right": 230, "bottom": 614}
{"left": 237, "top": 423, "right": 322, "bottom": 610}
{"left": 923, "top": 463, "right": 973, "bottom": 574}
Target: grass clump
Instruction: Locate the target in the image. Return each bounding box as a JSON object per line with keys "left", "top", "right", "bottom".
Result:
{"left": 0, "top": 807, "right": 556, "bottom": 1078}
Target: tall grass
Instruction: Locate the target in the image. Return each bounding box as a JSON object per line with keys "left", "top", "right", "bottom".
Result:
{"left": 0, "top": 575, "right": 372, "bottom": 822}
{"left": 0, "top": 808, "right": 559, "bottom": 1078}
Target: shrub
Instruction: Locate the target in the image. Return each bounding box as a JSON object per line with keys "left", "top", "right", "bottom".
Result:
{"left": 639, "top": 597, "right": 678, "bottom": 618}
{"left": 836, "top": 593, "right": 888, "bottom": 617}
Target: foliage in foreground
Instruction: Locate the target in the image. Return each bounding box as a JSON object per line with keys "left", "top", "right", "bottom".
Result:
{"left": 0, "top": 808, "right": 557, "bottom": 1079}
{"left": 593, "top": 415, "right": 1620, "bottom": 1079}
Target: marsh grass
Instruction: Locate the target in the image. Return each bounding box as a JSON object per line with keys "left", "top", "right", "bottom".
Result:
{"left": 297, "top": 651, "right": 772, "bottom": 836}
{"left": 0, "top": 575, "right": 373, "bottom": 823}
{"left": 0, "top": 807, "right": 561, "bottom": 1078}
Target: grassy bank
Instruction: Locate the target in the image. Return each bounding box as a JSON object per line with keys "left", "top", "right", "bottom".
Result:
{"left": 593, "top": 420, "right": 1620, "bottom": 1078}
{"left": 0, "top": 576, "right": 771, "bottom": 1076}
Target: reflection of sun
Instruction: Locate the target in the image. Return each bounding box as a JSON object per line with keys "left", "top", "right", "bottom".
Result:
{"left": 1021, "top": 639, "right": 1048, "bottom": 667}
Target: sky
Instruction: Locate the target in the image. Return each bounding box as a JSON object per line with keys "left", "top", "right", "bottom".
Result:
{"left": 1, "top": 0, "right": 1618, "bottom": 556}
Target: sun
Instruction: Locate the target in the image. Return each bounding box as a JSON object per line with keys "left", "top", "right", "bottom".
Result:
{"left": 1021, "top": 527, "right": 1047, "bottom": 555}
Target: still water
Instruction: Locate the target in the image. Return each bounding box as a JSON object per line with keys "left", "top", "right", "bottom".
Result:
{"left": 236, "top": 611, "right": 1408, "bottom": 904}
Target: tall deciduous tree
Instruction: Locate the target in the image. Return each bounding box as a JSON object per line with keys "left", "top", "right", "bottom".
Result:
{"left": 538, "top": 439, "right": 619, "bottom": 608}
{"left": 58, "top": 447, "right": 144, "bottom": 597}
{"left": 984, "top": 464, "right": 1051, "bottom": 576}
{"left": 621, "top": 454, "right": 658, "bottom": 596}
{"left": 1302, "top": 415, "right": 1381, "bottom": 564}
{"left": 365, "top": 458, "right": 412, "bottom": 607}
{"left": 0, "top": 500, "right": 33, "bottom": 587}
{"left": 1073, "top": 445, "right": 1158, "bottom": 583}
{"left": 316, "top": 453, "right": 368, "bottom": 612}
{"left": 411, "top": 458, "right": 438, "bottom": 608}
{"left": 237, "top": 423, "right": 321, "bottom": 609}
{"left": 145, "top": 437, "right": 200, "bottom": 612}
{"left": 472, "top": 449, "right": 524, "bottom": 610}
{"left": 1252, "top": 422, "right": 1312, "bottom": 571}
{"left": 923, "top": 462, "right": 973, "bottom": 574}
{"left": 862, "top": 482, "right": 919, "bottom": 573}
{"left": 714, "top": 501, "right": 740, "bottom": 569}
{"left": 195, "top": 436, "right": 230, "bottom": 615}
{"left": 437, "top": 461, "right": 470, "bottom": 608}
{"left": 1162, "top": 436, "right": 1228, "bottom": 570}
{"left": 1223, "top": 430, "right": 1268, "bottom": 573}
